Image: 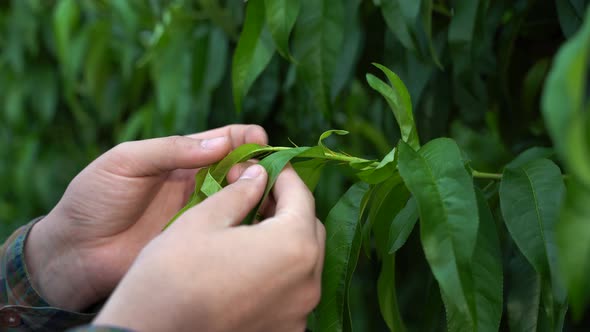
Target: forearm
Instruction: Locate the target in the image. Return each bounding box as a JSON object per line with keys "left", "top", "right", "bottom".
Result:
{"left": 0, "top": 218, "right": 96, "bottom": 330}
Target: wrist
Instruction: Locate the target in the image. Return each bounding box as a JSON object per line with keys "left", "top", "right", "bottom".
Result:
{"left": 24, "top": 210, "right": 98, "bottom": 311}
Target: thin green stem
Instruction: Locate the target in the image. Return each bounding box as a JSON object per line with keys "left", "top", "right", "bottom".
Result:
{"left": 270, "top": 146, "right": 380, "bottom": 167}
{"left": 472, "top": 169, "right": 569, "bottom": 181}
{"left": 472, "top": 170, "right": 503, "bottom": 180}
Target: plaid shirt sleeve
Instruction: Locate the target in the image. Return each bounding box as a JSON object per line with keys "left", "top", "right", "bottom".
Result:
{"left": 0, "top": 218, "right": 132, "bottom": 332}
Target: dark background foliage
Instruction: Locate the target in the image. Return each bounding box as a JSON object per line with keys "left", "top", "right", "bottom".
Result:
{"left": 1, "top": 0, "right": 589, "bottom": 330}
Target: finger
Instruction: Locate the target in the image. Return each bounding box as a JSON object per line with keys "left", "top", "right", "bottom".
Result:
{"left": 226, "top": 160, "right": 258, "bottom": 184}
{"left": 227, "top": 161, "right": 276, "bottom": 220}
{"left": 103, "top": 135, "right": 232, "bottom": 176}
{"left": 272, "top": 165, "right": 316, "bottom": 225}
{"left": 187, "top": 124, "right": 268, "bottom": 149}
{"left": 313, "top": 219, "right": 326, "bottom": 279}
{"left": 260, "top": 195, "right": 276, "bottom": 219}
{"left": 180, "top": 164, "right": 268, "bottom": 228}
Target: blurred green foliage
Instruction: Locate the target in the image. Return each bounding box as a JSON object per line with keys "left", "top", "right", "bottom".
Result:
{"left": 1, "top": 0, "right": 590, "bottom": 330}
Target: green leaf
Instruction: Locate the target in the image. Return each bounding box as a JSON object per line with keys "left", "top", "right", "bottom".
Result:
{"left": 293, "top": 159, "right": 326, "bottom": 191}
{"left": 377, "top": 255, "right": 406, "bottom": 332}
{"left": 388, "top": 196, "right": 419, "bottom": 253}
{"left": 507, "top": 250, "right": 542, "bottom": 332}
{"left": 500, "top": 159, "right": 564, "bottom": 281}
{"left": 318, "top": 129, "right": 349, "bottom": 148}
{"left": 522, "top": 58, "right": 550, "bottom": 117}
{"left": 499, "top": 159, "right": 567, "bottom": 328}
{"left": 555, "top": 0, "right": 587, "bottom": 37}
{"left": 442, "top": 190, "right": 503, "bottom": 331}
{"left": 164, "top": 167, "right": 210, "bottom": 229}
{"left": 379, "top": 0, "right": 419, "bottom": 52}
{"left": 379, "top": 0, "right": 441, "bottom": 67}
{"left": 314, "top": 182, "right": 369, "bottom": 332}
{"left": 471, "top": 189, "right": 503, "bottom": 331}
{"left": 367, "top": 63, "right": 420, "bottom": 150}
{"left": 447, "top": 0, "right": 486, "bottom": 118}
{"left": 117, "top": 107, "right": 147, "bottom": 143}
{"left": 53, "top": 0, "right": 80, "bottom": 78}
{"left": 209, "top": 143, "right": 268, "bottom": 182}
{"left": 204, "top": 27, "right": 229, "bottom": 91}
{"left": 264, "top": 0, "right": 300, "bottom": 60}
{"left": 232, "top": 0, "right": 275, "bottom": 113}
{"left": 507, "top": 147, "right": 555, "bottom": 169}
{"left": 542, "top": 6, "right": 590, "bottom": 186}
{"left": 357, "top": 148, "right": 397, "bottom": 185}
{"left": 556, "top": 180, "right": 590, "bottom": 319}
{"left": 292, "top": 0, "right": 345, "bottom": 115}
{"left": 364, "top": 175, "right": 408, "bottom": 258}
{"left": 201, "top": 171, "right": 223, "bottom": 197}
{"left": 397, "top": 138, "right": 478, "bottom": 330}
{"left": 448, "top": 0, "right": 480, "bottom": 46}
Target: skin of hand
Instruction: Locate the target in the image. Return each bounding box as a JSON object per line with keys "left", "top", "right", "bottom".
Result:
{"left": 93, "top": 164, "right": 326, "bottom": 332}
{"left": 24, "top": 125, "right": 268, "bottom": 311}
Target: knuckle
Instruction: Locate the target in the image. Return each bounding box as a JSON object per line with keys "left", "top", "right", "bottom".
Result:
{"left": 107, "top": 142, "right": 134, "bottom": 166}
{"left": 229, "top": 181, "right": 260, "bottom": 202}
{"left": 112, "top": 141, "right": 132, "bottom": 154}
{"left": 168, "top": 135, "right": 189, "bottom": 150}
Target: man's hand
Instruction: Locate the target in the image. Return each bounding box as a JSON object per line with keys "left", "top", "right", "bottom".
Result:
{"left": 93, "top": 165, "right": 325, "bottom": 332}
{"left": 24, "top": 125, "right": 268, "bottom": 311}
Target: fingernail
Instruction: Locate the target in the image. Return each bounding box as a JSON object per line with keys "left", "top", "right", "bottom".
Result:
{"left": 240, "top": 164, "right": 263, "bottom": 179}
{"left": 200, "top": 137, "right": 227, "bottom": 150}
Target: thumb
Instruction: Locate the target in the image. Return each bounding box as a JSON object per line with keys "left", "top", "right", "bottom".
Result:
{"left": 101, "top": 135, "right": 232, "bottom": 176}
{"left": 181, "top": 164, "right": 268, "bottom": 228}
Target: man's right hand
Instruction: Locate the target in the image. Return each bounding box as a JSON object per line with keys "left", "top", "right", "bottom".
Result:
{"left": 93, "top": 164, "right": 325, "bottom": 332}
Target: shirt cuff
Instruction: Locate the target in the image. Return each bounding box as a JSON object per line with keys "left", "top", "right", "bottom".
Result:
{"left": 1, "top": 217, "right": 96, "bottom": 330}
{"left": 67, "top": 325, "right": 135, "bottom": 332}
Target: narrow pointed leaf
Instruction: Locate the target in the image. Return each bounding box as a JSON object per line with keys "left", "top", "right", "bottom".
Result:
{"left": 293, "top": 159, "right": 326, "bottom": 192}
{"left": 379, "top": 0, "right": 418, "bottom": 52}
{"left": 367, "top": 64, "right": 419, "bottom": 150}
{"left": 293, "top": 0, "right": 344, "bottom": 115}
{"left": 363, "top": 175, "right": 409, "bottom": 258}
{"left": 209, "top": 143, "right": 269, "bottom": 181}
{"left": 315, "top": 182, "right": 369, "bottom": 332}
{"left": 397, "top": 138, "right": 478, "bottom": 330}
{"left": 378, "top": 255, "right": 406, "bottom": 332}
{"left": 388, "top": 197, "right": 419, "bottom": 253}
{"left": 499, "top": 159, "right": 564, "bottom": 281}
{"left": 371, "top": 177, "right": 409, "bottom": 257}
{"left": 357, "top": 148, "right": 397, "bottom": 185}
{"left": 442, "top": 190, "right": 503, "bottom": 332}
{"left": 471, "top": 189, "right": 503, "bottom": 331}
{"left": 499, "top": 158, "right": 567, "bottom": 328}
{"left": 264, "top": 0, "right": 300, "bottom": 60}
{"left": 379, "top": 0, "right": 441, "bottom": 67}
{"left": 164, "top": 167, "right": 210, "bottom": 229}
{"left": 201, "top": 171, "right": 223, "bottom": 197}
{"left": 318, "top": 129, "right": 349, "bottom": 147}
{"left": 232, "top": 0, "right": 275, "bottom": 113}
{"left": 507, "top": 250, "right": 542, "bottom": 332}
